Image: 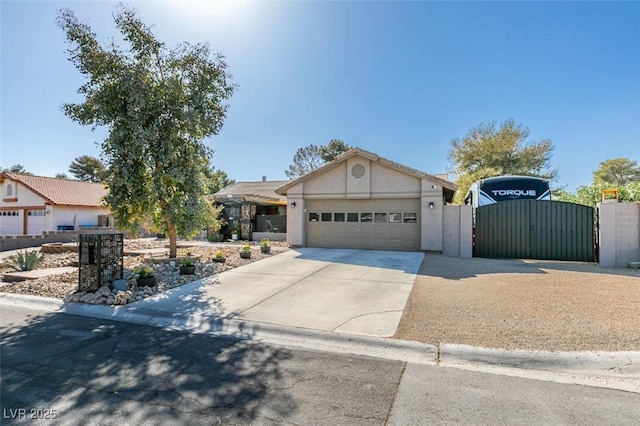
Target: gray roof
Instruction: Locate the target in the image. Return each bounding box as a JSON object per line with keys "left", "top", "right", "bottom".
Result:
{"left": 214, "top": 180, "right": 289, "bottom": 205}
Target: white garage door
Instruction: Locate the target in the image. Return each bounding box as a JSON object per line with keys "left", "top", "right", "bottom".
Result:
{"left": 306, "top": 199, "right": 421, "bottom": 251}
{"left": 0, "top": 210, "right": 21, "bottom": 235}
{"left": 27, "top": 210, "right": 45, "bottom": 235}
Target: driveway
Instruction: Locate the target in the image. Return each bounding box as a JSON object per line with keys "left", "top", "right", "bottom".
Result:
{"left": 126, "top": 248, "right": 424, "bottom": 337}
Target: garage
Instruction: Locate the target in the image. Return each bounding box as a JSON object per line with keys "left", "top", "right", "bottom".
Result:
{"left": 277, "top": 148, "right": 459, "bottom": 253}
{"left": 27, "top": 209, "right": 46, "bottom": 235}
{"left": 0, "top": 210, "right": 21, "bottom": 235}
{"left": 306, "top": 198, "right": 421, "bottom": 250}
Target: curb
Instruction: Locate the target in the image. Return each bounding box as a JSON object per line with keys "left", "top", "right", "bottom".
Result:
{"left": 2, "top": 292, "right": 639, "bottom": 392}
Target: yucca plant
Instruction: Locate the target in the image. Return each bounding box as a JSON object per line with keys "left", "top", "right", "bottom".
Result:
{"left": 8, "top": 250, "right": 45, "bottom": 271}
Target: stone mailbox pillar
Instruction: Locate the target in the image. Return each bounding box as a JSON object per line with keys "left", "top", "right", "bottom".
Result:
{"left": 79, "top": 233, "right": 124, "bottom": 292}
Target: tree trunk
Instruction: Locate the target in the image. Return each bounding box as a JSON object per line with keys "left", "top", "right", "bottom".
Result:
{"left": 167, "top": 219, "right": 178, "bottom": 258}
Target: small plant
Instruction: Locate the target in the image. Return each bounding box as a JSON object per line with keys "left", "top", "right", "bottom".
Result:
{"left": 182, "top": 252, "right": 193, "bottom": 266}
{"left": 7, "top": 250, "right": 45, "bottom": 271}
{"left": 260, "top": 238, "right": 271, "bottom": 248}
{"left": 214, "top": 250, "right": 224, "bottom": 259}
{"left": 241, "top": 243, "right": 251, "bottom": 252}
{"left": 135, "top": 265, "right": 155, "bottom": 278}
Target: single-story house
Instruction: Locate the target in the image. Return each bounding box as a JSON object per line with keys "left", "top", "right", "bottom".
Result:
{"left": 276, "top": 148, "right": 464, "bottom": 252}
{"left": 0, "top": 172, "right": 111, "bottom": 237}
{"left": 213, "top": 178, "right": 288, "bottom": 241}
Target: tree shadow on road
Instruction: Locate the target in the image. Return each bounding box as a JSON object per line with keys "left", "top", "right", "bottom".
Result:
{"left": 0, "top": 308, "right": 298, "bottom": 424}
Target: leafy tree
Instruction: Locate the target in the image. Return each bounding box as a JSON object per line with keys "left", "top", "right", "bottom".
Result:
{"left": 592, "top": 158, "right": 640, "bottom": 186}
{"left": 55, "top": 173, "right": 70, "bottom": 179}
{"left": 68, "top": 155, "right": 107, "bottom": 182}
{"left": 554, "top": 181, "right": 640, "bottom": 207}
{"left": 319, "top": 139, "right": 352, "bottom": 162}
{"left": 207, "top": 168, "right": 236, "bottom": 193}
{"left": 285, "top": 140, "right": 352, "bottom": 179}
{"left": 57, "top": 5, "right": 235, "bottom": 257}
{"left": 285, "top": 144, "right": 324, "bottom": 179}
{"left": 2, "top": 164, "right": 33, "bottom": 175}
{"left": 447, "top": 119, "right": 558, "bottom": 204}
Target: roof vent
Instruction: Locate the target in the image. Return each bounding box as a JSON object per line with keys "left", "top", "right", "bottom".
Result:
{"left": 262, "top": 176, "right": 267, "bottom": 182}
{"left": 351, "top": 164, "right": 366, "bottom": 178}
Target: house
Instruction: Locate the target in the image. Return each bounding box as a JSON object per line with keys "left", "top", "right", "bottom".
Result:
{"left": 0, "top": 172, "right": 111, "bottom": 237}
{"left": 213, "top": 178, "right": 288, "bottom": 241}
{"left": 276, "top": 147, "right": 471, "bottom": 254}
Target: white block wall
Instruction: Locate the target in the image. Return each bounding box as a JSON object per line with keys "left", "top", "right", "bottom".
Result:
{"left": 598, "top": 202, "right": 640, "bottom": 267}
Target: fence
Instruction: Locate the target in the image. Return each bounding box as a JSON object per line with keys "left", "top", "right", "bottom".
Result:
{"left": 256, "top": 215, "right": 287, "bottom": 233}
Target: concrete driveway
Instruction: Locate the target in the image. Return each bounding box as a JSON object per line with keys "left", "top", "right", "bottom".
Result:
{"left": 128, "top": 248, "right": 424, "bottom": 337}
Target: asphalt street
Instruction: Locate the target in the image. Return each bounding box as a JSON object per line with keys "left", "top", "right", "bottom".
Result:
{"left": 1, "top": 305, "right": 639, "bottom": 425}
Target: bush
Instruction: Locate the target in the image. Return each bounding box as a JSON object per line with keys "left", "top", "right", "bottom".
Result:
{"left": 8, "top": 250, "right": 45, "bottom": 271}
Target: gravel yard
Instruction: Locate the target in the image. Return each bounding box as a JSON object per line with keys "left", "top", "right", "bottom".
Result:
{"left": 394, "top": 255, "right": 640, "bottom": 352}
{"left": 0, "top": 239, "right": 287, "bottom": 305}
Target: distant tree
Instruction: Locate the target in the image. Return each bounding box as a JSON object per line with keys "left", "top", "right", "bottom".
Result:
{"left": 285, "top": 145, "right": 324, "bottom": 179}
{"left": 319, "top": 139, "right": 352, "bottom": 162}
{"left": 57, "top": 5, "right": 235, "bottom": 258}
{"left": 207, "top": 168, "right": 236, "bottom": 193}
{"left": 554, "top": 181, "right": 640, "bottom": 207}
{"left": 68, "top": 155, "right": 107, "bottom": 182}
{"left": 2, "top": 164, "right": 33, "bottom": 175}
{"left": 592, "top": 158, "right": 640, "bottom": 186}
{"left": 55, "top": 173, "right": 70, "bottom": 179}
{"left": 447, "top": 119, "right": 558, "bottom": 204}
{"left": 285, "top": 140, "right": 352, "bottom": 179}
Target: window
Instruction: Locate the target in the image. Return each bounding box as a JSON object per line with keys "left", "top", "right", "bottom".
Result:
{"left": 309, "top": 213, "right": 319, "bottom": 222}
{"left": 321, "top": 213, "right": 332, "bottom": 222}
{"left": 6, "top": 184, "right": 12, "bottom": 196}
{"left": 389, "top": 213, "right": 402, "bottom": 223}
{"left": 403, "top": 213, "right": 417, "bottom": 223}
{"left": 334, "top": 213, "right": 345, "bottom": 222}
{"left": 374, "top": 213, "right": 387, "bottom": 223}
{"left": 360, "top": 213, "right": 372, "bottom": 222}
{"left": 347, "top": 213, "right": 359, "bottom": 222}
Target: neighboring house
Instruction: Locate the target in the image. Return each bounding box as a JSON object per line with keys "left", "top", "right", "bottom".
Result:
{"left": 276, "top": 147, "right": 468, "bottom": 253}
{"left": 213, "top": 178, "right": 288, "bottom": 241}
{"left": 0, "top": 172, "right": 111, "bottom": 236}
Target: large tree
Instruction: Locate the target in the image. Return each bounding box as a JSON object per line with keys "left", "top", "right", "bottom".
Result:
{"left": 592, "top": 158, "right": 640, "bottom": 186}
{"left": 285, "top": 144, "right": 324, "bottom": 179}
{"left": 2, "top": 164, "right": 32, "bottom": 175}
{"left": 447, "top": 119, "right": 558, "bottom": 204}
{"left": 285, "top": 140, "right": 352, "bottom": 179}
{"left": 207, "top": 167, "right": 236, "bottom": 194}
{"left": 68, "top": 155, "right": 107, "bottom": 182}
{"left": 57, "top": 5, "right": 235, "bottom": 257}
{"left": 319, "top": 139, "right": 352, "bottom": 162}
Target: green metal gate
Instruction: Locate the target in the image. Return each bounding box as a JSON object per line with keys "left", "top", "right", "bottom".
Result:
{"left": 474, "top": 200, "right": 595, "bottom": 261}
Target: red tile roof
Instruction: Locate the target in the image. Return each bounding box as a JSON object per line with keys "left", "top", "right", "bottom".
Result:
{"left": 2, "top": 172, "right": 108, "bottom": 207}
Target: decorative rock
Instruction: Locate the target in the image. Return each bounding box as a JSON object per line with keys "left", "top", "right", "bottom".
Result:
{"left": 106, "top": 296, "right": 115, "bottom": 305}
{"left": 95, "top": 296, "right": 106, "bottom": 304}
{"left": 111, "top": 279, "right": 129, "bottom": 291}
{"left": 98, "top": 286, "right": 111, "bottom": 297}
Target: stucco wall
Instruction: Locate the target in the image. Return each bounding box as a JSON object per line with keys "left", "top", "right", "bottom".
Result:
{"left": 442, "top": 205, "right": 473, "bottom": 257}
{"left": 51, "top": 206, "right": 111, "bottom": 229}
{"left": 598, "top": 202, "right": 640, "bottom": 267}
{"left": 285, "top": 182, "right": 305, "bottom": 247}
{"left": 0, "top": 181, "right": 46, "bottom": 207}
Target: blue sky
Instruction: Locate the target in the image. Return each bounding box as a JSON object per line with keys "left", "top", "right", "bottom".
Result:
{"left": 1, "top": 1, "right": 638, "bottom": 192}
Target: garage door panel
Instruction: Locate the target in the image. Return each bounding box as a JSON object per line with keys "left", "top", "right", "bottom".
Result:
{"left": 307, "top": 199, "right": 420, "bottom": 251}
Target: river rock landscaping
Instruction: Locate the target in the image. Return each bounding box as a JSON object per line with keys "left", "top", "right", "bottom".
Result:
{"left": 0, "top": 239, "right": 287, "bottom": 306}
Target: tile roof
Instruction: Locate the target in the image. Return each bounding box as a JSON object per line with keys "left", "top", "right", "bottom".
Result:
{"left": 2, "top": 172, "right": 108, "bottom": 207}
{"left": 214, "top": 180, "right": 289, "bottom": 204}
